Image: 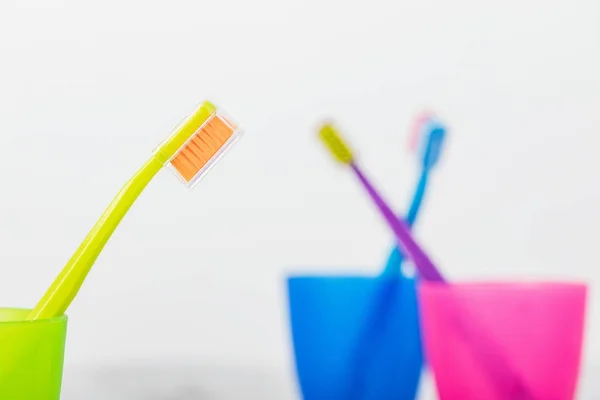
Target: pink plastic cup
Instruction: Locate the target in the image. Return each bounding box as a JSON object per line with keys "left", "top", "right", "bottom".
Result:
{"left": 418, "top": 281, "right": 587, "bottom": 400}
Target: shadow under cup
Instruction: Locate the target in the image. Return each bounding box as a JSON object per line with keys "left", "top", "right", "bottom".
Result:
{"left": 287, "top": 275, "right": 423, "bottom": 400}
{"left": 0, "top": 308, "right": 68, "bottom": 400}
{"left": 418, "top": 281, "right": 588, "bottom": 400}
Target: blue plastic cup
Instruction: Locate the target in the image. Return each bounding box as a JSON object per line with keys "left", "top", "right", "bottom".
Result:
{"left": 286, "top": 274, "right": 423, "bottom": 400}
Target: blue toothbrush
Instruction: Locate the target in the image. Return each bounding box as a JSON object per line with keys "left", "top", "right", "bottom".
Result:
{"left": 347, "top": 113, "right": 447, "bottom": 399}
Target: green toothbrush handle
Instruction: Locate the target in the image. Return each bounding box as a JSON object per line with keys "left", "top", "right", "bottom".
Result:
{"left": 27, "top": 156, "right": 163, "bottom": 320}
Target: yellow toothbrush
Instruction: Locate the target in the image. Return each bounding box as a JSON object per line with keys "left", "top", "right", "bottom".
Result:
{"left": 27, "top": 100, "right": 242, "bottom": 320}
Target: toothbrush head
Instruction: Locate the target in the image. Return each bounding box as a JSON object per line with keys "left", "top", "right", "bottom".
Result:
{"left": 156, "top": 101, "right": 243, "bottom": 188}
{"left": 408, "top": 111, "right": 435, "bottom": 152}
{"left": 420, "top": 121, "right": 446, "bottom": 170}
{"left": 318, "top": 123, "right": 355, "bottom": 165}
{"left": 409, "top": 112, "right": 446, "bottom": 171}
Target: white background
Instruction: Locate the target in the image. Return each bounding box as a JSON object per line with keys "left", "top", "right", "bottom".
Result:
{"left": 1, "top": 0, "right": 599, "bottom": 398}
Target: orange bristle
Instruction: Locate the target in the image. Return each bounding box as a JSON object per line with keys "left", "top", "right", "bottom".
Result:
{"left": 170, "top": 114, "right": 235, "bottom": 182}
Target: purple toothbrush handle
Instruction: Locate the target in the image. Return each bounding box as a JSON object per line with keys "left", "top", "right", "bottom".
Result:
{"left": 350, "top": 163, "right": 533, "bottom": 397}
{"left": 455, "top": 313, "right": 533, "bottom": 399}
{"left": 350, "top": 163, "right": 445, "bottom": 282}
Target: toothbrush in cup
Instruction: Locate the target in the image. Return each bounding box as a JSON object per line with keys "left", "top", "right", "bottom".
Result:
{"left": 27, "top": 100, "right": 243, "bottom": 320}
{"left": 317, "top": 121, "right": 533, "bottom": 399}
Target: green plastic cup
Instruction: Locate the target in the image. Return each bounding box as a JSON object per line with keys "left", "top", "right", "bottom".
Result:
{"left": 0, "top": 308, "right": 67, "bottom": 399}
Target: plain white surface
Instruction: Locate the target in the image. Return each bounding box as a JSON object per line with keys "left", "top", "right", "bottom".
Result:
{"left": 60, "top": 363, "right": 600, "bottom": 399}
{"left": 1, "top": 0, "right": 599, "bottom": 398}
